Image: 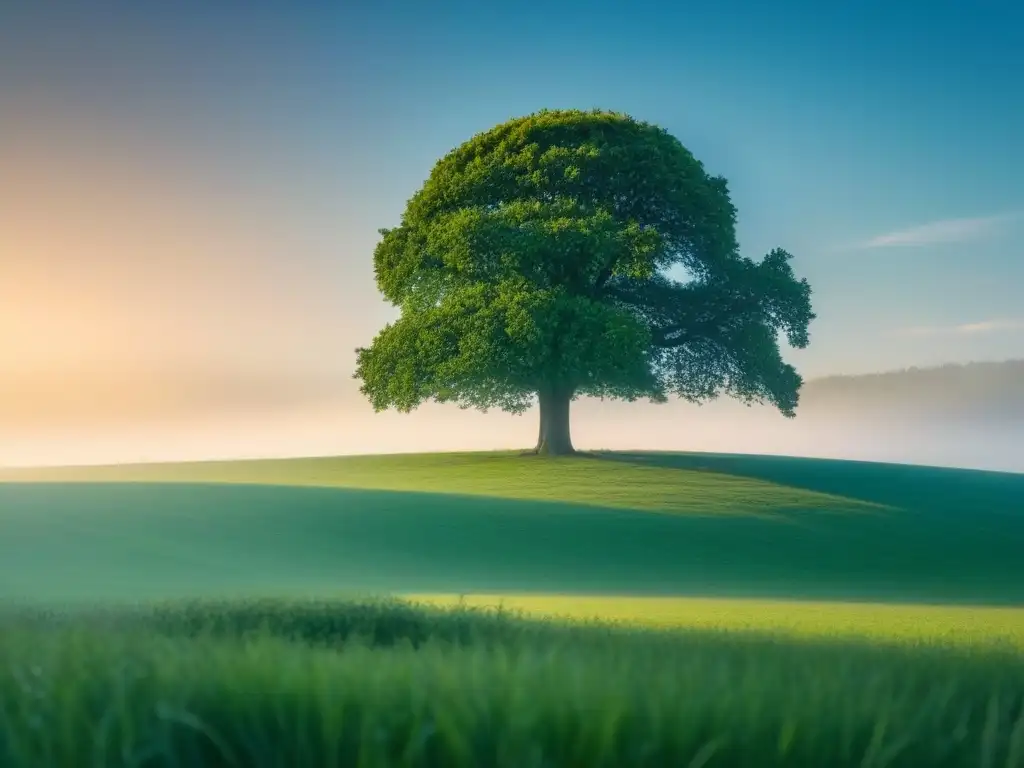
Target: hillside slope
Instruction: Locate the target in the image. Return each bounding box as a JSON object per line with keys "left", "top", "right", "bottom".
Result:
{"left": 2, "top": 452, "right": 1022, "bottom": 605}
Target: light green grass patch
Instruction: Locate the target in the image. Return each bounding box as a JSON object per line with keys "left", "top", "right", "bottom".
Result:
{"left": 406, "top": 594, "right": 1024, "bottom": 649}
{"left": 2, "top": 598, "right": 1023, "bottom": 768}
{"left": 0, "top": 451, "right": 878, "bottom": 517}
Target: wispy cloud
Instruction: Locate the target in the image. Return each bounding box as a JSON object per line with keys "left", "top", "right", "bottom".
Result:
{"left": 861, "top": 213, "right": 1016, "bottom": 249}
{"left": 892, "top": 318, "right": 1024, "bottom": 337}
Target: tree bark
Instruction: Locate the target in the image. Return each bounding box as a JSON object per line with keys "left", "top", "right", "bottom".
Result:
{"left": 534, "top": 387, "right": 575, "bottom": 455}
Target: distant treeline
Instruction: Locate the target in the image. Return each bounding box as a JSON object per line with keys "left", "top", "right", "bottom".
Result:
{"left": 800, "top": 360, "right": 1024, "bottom": 424}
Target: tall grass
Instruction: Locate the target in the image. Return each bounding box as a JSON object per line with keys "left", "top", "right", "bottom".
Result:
{"left": 1, "top": 598, "right": 1022, "bottom": 767}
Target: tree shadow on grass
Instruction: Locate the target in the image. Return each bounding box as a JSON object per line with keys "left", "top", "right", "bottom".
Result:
{"left": 587, "top": 450, "right": 1024, "bottom": 521}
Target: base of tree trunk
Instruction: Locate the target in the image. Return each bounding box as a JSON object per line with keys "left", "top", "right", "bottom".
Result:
{"left": 519, "top": 446, "right": 580, "bottom": 457}
{"left": 535, "top": 444, "right": 576, "bottom": 456}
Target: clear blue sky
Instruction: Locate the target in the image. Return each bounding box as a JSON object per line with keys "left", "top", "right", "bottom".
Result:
{"left": 1, "top": 0, "right": 1022, "bottom": 464}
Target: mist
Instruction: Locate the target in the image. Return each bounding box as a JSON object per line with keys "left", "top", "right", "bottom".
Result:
{"left": 2, "top": 361, "right": 1020, "bottom": 473}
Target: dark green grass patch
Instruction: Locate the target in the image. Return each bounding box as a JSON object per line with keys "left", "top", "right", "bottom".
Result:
{"left": 1, "top": 467, "right": 1023, "bottom": 604}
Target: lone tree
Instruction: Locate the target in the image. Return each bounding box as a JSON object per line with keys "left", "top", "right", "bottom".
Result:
{"left": 355, "top": 109, "right": 814, "bottom": 455}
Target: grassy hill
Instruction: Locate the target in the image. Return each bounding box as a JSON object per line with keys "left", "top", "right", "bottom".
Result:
{"left": 0, "top": 450, "right": 880, "bottom": 515}
{"left": 3, "top": 450, "right": 1024, "bottom": 766}
{"left": 2, "top": 451, "right": 1022, "bottom": 606}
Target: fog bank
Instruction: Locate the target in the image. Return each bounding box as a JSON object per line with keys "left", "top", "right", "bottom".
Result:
{"left": 2, "top": 361, "right": 1020, "bottom": 473}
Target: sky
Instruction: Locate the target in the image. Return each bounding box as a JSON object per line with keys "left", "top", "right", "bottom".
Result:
{"left": 1, "top": 0, "right": 1022, "bottom": 467}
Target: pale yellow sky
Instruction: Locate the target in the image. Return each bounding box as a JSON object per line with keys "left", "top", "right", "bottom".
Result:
{"left": 1, "top": 112, "right": 379, "bottom": 434}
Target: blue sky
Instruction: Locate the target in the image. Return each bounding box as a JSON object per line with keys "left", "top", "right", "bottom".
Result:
{"left": 1, "top": 0, "right": 1022, "bottom": 464}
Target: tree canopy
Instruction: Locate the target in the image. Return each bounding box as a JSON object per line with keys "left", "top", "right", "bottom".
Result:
{"left": 354, "top": 109, "right": 815, "bottom": 454}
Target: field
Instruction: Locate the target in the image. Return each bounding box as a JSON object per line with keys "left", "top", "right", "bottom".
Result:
{"left": 1, "top": 450, "right": 1023, "bottom": 766}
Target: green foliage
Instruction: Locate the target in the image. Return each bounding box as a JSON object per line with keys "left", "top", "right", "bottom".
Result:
{"left": 1, "top": 599, "right": 1023, "bottom": 767}
{"left": 356, "top": 108, "right": 815, "bottom": 417}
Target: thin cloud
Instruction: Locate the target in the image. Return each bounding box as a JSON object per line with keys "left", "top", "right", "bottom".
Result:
{"left": 861, "top": 213, "right": 1014, "bottom": 248}
{"left": 893, "top": 318, "right": 1024, "bottom": 337}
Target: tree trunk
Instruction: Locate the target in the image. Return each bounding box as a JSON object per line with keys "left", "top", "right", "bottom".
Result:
{"left": 534, "top": 387, "right": 575, "bottom": 455}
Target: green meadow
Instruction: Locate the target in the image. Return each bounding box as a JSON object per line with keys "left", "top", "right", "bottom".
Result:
{"left": 3, "top": 451, "right": 1022, "bottom": 604}
{"left": 2, "top": 451, "right": 1023, "bottom": 766}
